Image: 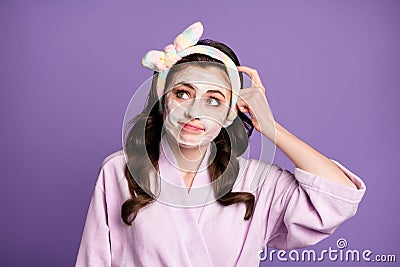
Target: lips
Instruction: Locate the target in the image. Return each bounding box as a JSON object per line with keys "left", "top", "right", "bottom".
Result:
{"left": 179, "top": 121, "right": 205, "bottom": 131}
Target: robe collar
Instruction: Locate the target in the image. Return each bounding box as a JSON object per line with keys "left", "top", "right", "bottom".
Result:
{"left": 159, "top": 133, "right": 213, "bottom": 187}
{"left": 155, "top": 134, "right": 217, "bottom": 207}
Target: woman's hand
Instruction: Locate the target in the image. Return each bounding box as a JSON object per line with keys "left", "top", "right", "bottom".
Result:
{"left": 236, "top": 66, "right": 276, "bottom": 141}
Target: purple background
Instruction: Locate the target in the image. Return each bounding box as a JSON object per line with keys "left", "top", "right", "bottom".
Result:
{"left": 1, "top": 0, "right": 399, "bottom": 266}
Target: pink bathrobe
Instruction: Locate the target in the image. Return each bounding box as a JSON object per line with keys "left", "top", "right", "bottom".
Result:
{"left": 76, "top": 135, "right": 366, "bottom": 266}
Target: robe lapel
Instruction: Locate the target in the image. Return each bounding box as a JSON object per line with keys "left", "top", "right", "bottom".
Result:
{"left": 158, "top": 135, "right": 215, "bottom": 266}
{"left": 158, "top": 135, "right": 216, "bottom": 211}
{"left": 169, "top": 206, "right": 214, "bottom": 267}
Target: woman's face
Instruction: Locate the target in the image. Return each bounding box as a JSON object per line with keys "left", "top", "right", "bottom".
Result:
{"left": 162, "top": 64, "right": 232, "bottom": 148}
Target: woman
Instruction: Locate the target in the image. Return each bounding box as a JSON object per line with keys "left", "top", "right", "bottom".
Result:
{"left": 76, "top": 22, "right": 366, "bottom": 267}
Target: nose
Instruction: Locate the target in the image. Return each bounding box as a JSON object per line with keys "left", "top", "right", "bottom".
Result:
{"left": 184, "top": 97, "right": 202, "bottom": 119}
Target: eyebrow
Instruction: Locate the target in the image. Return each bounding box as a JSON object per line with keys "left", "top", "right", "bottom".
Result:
{"left": 175, "top": 83, "right": 196, "bottom": 91}
{"left": 174, "top": 83, "right": 226, "bottom": 99}
{"left": 206, "top": 90, "right": 226, "bottom": 99}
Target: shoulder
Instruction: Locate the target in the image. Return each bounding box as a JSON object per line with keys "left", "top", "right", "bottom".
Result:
{"left": 100, "top": 149, "right": 125, "bottom": 170}
{"left": 237, "top": 156, "right": 271, "bottom": 171}
{"left": 94, "top": 149, "right": 127, "bottom": 189}
{"left": 234, "top": 156, "right": 289, "bottom": 192}
{"left": 236, "top": 156, "right": 286, "bottom": 178}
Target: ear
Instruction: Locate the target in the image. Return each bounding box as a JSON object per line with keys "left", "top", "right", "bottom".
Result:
{"left": 223, "top": 105, "right": 238, "bottom": 128}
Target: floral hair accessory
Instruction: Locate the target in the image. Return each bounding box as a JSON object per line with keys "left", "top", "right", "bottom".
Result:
{"left": 141, "top": 21, "right": 241, "bottom": 127}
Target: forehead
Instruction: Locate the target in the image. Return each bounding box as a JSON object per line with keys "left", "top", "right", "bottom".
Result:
{"left": 167, "top": 64, "right": 231, "bottom": 90}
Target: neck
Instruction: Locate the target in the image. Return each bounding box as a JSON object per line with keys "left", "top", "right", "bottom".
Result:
{"left": 165, "top": 134, "right": 208, "bottom": 173}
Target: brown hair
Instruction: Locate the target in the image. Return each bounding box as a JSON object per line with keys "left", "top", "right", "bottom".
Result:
{"left": 121, "top": 39, "right": 255, "bottom": 225}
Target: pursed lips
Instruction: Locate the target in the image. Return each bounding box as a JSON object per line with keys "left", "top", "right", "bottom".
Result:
{"left": 179, "top": 121, "right": 205, "bottom": 131}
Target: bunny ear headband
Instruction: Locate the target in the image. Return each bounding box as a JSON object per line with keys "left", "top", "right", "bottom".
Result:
{"left": 141, "top": 21, "right": 241, "bottom": 127}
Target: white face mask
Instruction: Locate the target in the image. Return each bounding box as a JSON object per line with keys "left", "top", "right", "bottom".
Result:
{"left": 162, "top": 64, "right": 232, "bottom": 148}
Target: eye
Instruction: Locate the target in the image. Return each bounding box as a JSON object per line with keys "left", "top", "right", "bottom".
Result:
{"left": 176, "top": 90, "right": 190, "bottom": 99}
{"left": 206, "top": 97, "right": 220, "bottom": 106}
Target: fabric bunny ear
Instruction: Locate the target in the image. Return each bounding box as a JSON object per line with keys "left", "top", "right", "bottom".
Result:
{"left": 141, "top": 22, "right": 204, "bottom": 72}
{"left": 141, "top": 50, "right": 168, "bottom": 71}
{"left": 173, "top": 22, "right": 204, "bottom": 53}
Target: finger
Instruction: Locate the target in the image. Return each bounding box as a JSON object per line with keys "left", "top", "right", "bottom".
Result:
{"left": 236, "top": 98, "right": 258, "bottom": 125}
{"left": 239, "top": 86, "right": 264, "bottom": 94}
{"left": 236, "top": 96, "right": 247, "bottom": 106}
{"left": 238, "top": 86, "right": 267, "bottom": 100}
{"left": 236, "top": 97, "right": 249, "bottom": 111}
{"left": 237, "top": 66, "right": 264, "bottom": 88}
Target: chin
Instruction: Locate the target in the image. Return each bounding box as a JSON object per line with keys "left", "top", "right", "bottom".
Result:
{"left": 180, "top": 135, "right": 215, "bottom": 148}
{"left": 178, "top": 137, "right": 205, "bottom": 147}
{"left": 177, "top": 142, "right": 199, "bottom": 149}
